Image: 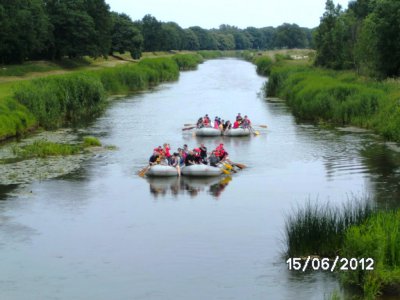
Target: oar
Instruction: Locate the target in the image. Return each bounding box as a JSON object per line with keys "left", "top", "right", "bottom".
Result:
{"left": 250, "top": 126, "right": 260, "bottom": 136}
{"left": 138, "top": 165, "right": 150, "bottom": 177}
{"left": 184, "top": 123, "right": 196, "bottom": 126}
{"left": 182, "top": 126, "right": 196, "bottom": 131}
{"left": 254, "top": 124, "right": 268, "bottom": 128}
{"left": 227, "top": 160, "right": 246, "bottom": 169}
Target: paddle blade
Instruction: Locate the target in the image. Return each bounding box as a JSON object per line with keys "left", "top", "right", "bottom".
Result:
{"left": 182, "top": 126, "right": 195, "bottom": 131}
{"left": 221, "top": 168, "right": 231, "bottom": 175}
{"left": 184, "top": 123, "right": 195, "bottom": 126}
{"left": 233, "top": 163, "right": 246, "bottom": 169}
{"left": 257, "top": 125, "right": 268, "bottom": 128}
{"left": 138, "top": 166, "right": 149, "bottom": 177}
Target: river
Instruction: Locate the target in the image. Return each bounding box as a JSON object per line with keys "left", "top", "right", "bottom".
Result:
{"left": 1, "top": 58, "right": 400, "bottom": 300}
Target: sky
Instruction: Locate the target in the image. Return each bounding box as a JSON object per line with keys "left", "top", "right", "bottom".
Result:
{"left": 106, "top": 0, "right": 350, "bottom": 29}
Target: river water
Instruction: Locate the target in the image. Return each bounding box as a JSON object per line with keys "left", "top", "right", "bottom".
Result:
{"left": 1, "top": 59, "right": 400, "bottom": 300}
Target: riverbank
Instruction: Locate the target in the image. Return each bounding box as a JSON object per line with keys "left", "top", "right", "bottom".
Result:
{"left": 0, "top": 53, "right": 203, "bottom": 141}
{"left": 285, "top": 200, "right": 400, "bottom": 299}
{"left": 266, "top": 60, "right": 400, "bottom": 142}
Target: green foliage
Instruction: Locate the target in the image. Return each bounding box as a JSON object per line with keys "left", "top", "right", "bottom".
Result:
{"left": 0, "top": 97, "right": 36, "bottom": 140}
{"left": 83, "top": 136, "right": 101, "bottom": 147}
{"left": 0, "top": 62, "right": 59, "bottom": 76}
{"left": 285, "top": 200, "right": 374, "bottom": 257}
{"left": 172, "top": 54, "right": 203, "bottom": 70}
{"left": 197, "top": 50, "right": 224, "bottom": 59}
{"left": 342, "top": 210, "right": 400, "bottom": 298}
{"left": 45, "top": 0, "right": 111, "bottom": 59}
{"left": 3, "top": 56, "right": 192, "bottom": 138}
{"left": 253, "top": 56, "right": 273, "bottom": 76}
{"left": 0, "top": 0, "right": 51, "bottom": 64}
{"left": 266, "top": 63, "right": 400, "bottom": 142}
{"left": 14, "top": 73, "right": 106, "bottom": 129}
{"left": 275, "top": 23, "right": 308, "bottom": 49}
{"left": 14, "top": 140, "right": 81, "bottom": 159}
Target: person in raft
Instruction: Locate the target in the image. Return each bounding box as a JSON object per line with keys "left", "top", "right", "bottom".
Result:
{"left": 196, "top": 117, "right": 204, "bottom": 128}
{"left": 169, "top": 152, "right": 181, "bottom": 176}
{"left": 199, "top": 143, "right": 208, "bottom": 163}
{"left": 203, "top": 114, "right": 211, "bottom": 127}
{"left": 236, "top": 113, "right": 243, "bottom": 122}
{"left": 163, "top": 143, "right": 171, "bottom": 163}
{"left": 149, "top": 150, "right": 160, "bottom": 166}
{"left": 214, "top": 117, "right": 220, "bottom": 129}
{"left": 242, "top": 115, "right": 252, "bottom": 128}
{"left": 215, "top": 143, "right": 229, "bottom": 161}
{"left": 185, "top": 150, "right": 196, "bottom": 166}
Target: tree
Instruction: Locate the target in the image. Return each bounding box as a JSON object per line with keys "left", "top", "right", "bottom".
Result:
{"left": 184, "top": 29, "right": 200, "bottom": 50}
{"left": 314, "top": 0, "right": 344, "bottom": 69}
{"left": 274, "top": 23, "right": 307, "bottom": 49}
{"left": 110, "top": 13, "right": 143, "bottom": 59}
{"left": 0, "top": 0, "right": 51, "bottom": 63}
{"left": 189, "top": 26, "right": 217, "bottom": 50}
{"left": 45, "top": 0, "right": 112, "bottom": 59}
{"left": 140, "top": 14, "right": 162, "bottom": 51}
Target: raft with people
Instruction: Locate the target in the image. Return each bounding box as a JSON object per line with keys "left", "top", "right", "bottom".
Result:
{"left": 183, "top": 113, "right": 266, "bottom": 137}
{"left": 138, "top": 142, "right": 245, "bottom": 178}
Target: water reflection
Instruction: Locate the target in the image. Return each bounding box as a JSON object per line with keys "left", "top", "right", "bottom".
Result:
{"left": 146, "top": 176, "right": 232, "bottom": 199}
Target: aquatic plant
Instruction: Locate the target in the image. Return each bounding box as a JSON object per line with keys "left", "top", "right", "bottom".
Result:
{"left": 172, "top": 54, "right": 203, "bottom": 70}
{"left": 341, "top": 210, "right": 400, "bottom": 299}
{"left": 83, "top": 136, "right": 101, "bottom": 147}
{"left": 284, "top": 199, "right": 374, "bottom": 258}
{"left": 16, "top": 140, "right": 82, "bottom": 158}
{"left": 253, "top": 56, "right": 273, "bottom": 76}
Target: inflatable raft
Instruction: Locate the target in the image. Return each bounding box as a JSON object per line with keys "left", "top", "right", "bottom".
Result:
{"left": 181, "top": 164, "right": 222, "bottom": 177}
{"left": 194, "top": 127, "right": 222, "bottom": 137}
{"left": 146, "top": 165, "right": 178, "bottom": 177}
{"left": 223, "top": 128, "right": 251, "bottom": 136}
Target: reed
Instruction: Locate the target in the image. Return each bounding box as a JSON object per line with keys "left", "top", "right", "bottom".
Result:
{"left": 267, "top": 63, "right": 400, "bottom": 142}
{"left": 253, "top": 56, "right": 273, "bottom": 76}
{"left": 172, "top": 54, "right": 203, "bottom": 70}
{"left": 284, "top": 199, "right": 374, "bottom": 258}
{"left": 14, "top": 140, "right": 82, "bottom": 159}
{"left": 83, "top": 136, "right": 101, "bottom": 147}
{"left": 341, "top": 210, "right": 400, "bottom": 299}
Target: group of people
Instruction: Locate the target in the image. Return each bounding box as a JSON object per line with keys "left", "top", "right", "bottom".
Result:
{"left": 148, "top": 143, "right": 230, "bottom": 176}
{"left": 196, "top": 113, "right": 252, "bottom": 131}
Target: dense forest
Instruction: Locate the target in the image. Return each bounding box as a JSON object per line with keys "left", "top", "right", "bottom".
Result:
{"left": 0, "top": 0, "right": 312, "bottom": 64}
{"left": 314, "top": 0, "right": 400, "bottom": 78}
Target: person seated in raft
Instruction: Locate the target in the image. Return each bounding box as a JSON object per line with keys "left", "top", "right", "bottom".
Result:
{"left": 185, "top": 150, "right": 196, "bottom": 166}
{"left": 182, "top": 144, "right": 189, "bottom": 156}
{"left": 177, "top": 148, "right": 186, "bottom": 166}
{"left": 208, "top": 150, "right": 220, "bottom": 167}
{"left": 196, "top": 117, "right": 204, "bottom": 128}
{"left": 203, "top": 116, "right": 211, "bottom": 127}
{"left": 193, "top": 148, "right": 203, "bottom": 164}
{"left": 214, "top": 117, "right": 220, "bottom": 129}
{"left": 242, "top": 115, "right": 252, "bottom": 128}
{"left": 149, "top": 150, "right": 160, "bottom": 166}
{"left": 219, "top": 119, "right": 224, "bottom": 131}
{"left": 224, "top": 120, "right": 232, "bottom": 131}
{"left": 215, "top": 144, "right": 229, "bottom": 161}
{"left": 199, "top": 143, "right": 208, "bottom": 163}
{"left": 233, "top": 120, "right": 241, "bottom": 129}
{"left": 169, "top": 152, "right": 181, "bottom": 176}
{"left": 163, "top": 143, "right": 171, "bottom": 163}
{"left": 236, "top": 113, "right": 243, "bottom": 122}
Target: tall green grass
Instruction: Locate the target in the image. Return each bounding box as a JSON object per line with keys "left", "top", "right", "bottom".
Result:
{"left": 341, "top": 210, "right": 400, "bottom": 299}
{"left": 172, "top": 54, "right": 203, "bottom": 70}
{"left": 285, "top": 200, "right": 374, "bottom": 257}
{"left": 6, "top": 56, "right": 193, "bottom": 134}
{"left": 267, "top": 63, "right": 400, "bottom": 141}
{"left": 14, "top": 74, "right": 106, "bottom": 129}
{"left": 253, "top": 56, "right": 273, "bottom": 76}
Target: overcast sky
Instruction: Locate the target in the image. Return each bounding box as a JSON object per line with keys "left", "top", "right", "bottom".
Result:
{"left": 106, "top": 0, "right": 349, "bottom": 29}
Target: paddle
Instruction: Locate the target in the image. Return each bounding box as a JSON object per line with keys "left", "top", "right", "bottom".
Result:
{"left": 138, "top": 165, "right": 150, "bottom": 177}
{"left": 227, "top": 160, "right": 246, "bottom": 169}
{"left": 182, "top": 126, "right": 196, "bottom": 131}
{"left": 184, "top": 123, "right": 196, "bottom": 126}
{"left": 254, "top": 124, "right": 268, "bottom": 128}
{"left": 249, "top": 126, "right": 260, "bottom": 136}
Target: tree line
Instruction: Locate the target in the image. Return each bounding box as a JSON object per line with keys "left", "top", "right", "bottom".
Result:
{"left": 314, "top": 0, "right": 400, "bottom": 78}
{"left": 0, "top": 0, "right": 312, "bottom": 64}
